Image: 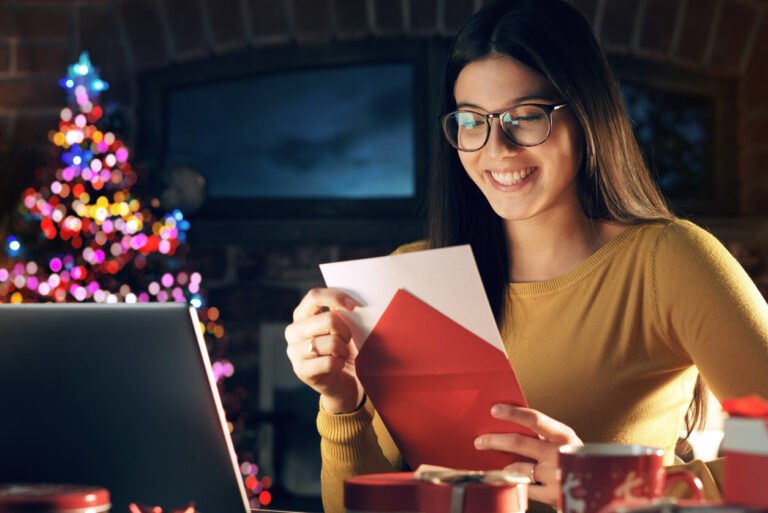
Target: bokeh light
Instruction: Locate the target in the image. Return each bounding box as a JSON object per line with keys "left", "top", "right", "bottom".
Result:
{"left": 1, "top": 49, "right": 246, "bottom": 507}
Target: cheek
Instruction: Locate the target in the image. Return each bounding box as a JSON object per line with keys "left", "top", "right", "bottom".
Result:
{"left": 458, "top": 151, "right": 477, "bottom": 175}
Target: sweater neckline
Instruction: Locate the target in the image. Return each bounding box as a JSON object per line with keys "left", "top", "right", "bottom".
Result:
{"left": 507, "top": 223, "right": 645, "bottom": 296}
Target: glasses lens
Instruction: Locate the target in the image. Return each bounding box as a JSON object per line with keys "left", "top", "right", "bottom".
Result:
{"left": 443, "top": 111, "right": 487, "bottom": 151}
{"left": 501, "top": 105, "right": 551, "bottom": 146}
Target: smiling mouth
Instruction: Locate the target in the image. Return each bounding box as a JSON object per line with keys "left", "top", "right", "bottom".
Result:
{"left": 489, "top": 166, "right": 536, "bottom": 186}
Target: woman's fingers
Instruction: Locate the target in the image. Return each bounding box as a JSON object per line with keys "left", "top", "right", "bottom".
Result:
{"left": 285, "top": 309, "right": 352, "bottom": 346}
{"left": 490, "top": 404, "right": 582, "bottom": 444}
{"left": 286, "top": 333, "right": 351, "bottom": 361}
{"left": 475, "top": 404, "right": 584, "bottom": 507}
{"left": 474, "top": 431, "right": 550, "bottom": 458}
{"left": 292, "top": 287, "right": 359, "bottom": 322}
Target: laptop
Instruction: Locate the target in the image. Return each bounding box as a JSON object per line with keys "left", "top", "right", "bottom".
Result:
{"left": 0, "top": 303, "right": 250, "bottom": 513}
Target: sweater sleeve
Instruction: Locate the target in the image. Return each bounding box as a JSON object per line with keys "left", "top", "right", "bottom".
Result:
{"left": 653, "top": 221, "right": 768, "bottom": 499}
{"left": 665, "top": 458, "right": 724, "bottom": 501}
{"left": 652, "top": 220, "right": 768, "bottom": 403}
{"left": 317, "top": 240, "right": 424, "bottom": 512}
{"left": 318, "top": 395, "right": 406, "bottom": 513}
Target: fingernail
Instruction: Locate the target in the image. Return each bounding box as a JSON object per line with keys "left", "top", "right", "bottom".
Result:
{"left": 344, "top": 298, "right": 358, "bottom": 310}
{"left": 491, "top": 404, "right": 504, "bottom": 416}
{"left": 474, "top": 437, "right": 484, "bottom": 449}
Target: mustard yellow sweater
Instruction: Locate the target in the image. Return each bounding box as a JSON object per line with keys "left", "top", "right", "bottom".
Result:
{"left": 317, "top": 219, "right": 768, "bottom": 512}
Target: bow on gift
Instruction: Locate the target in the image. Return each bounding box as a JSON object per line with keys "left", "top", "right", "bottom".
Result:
{"left": 413, "top": 465, "right": 529, "bottom": 513}
{"left": 722, "top": 394, "right": 768, "bottom": 428}
{"left": 128, "top": 502, "right": 196, "bottom": 513}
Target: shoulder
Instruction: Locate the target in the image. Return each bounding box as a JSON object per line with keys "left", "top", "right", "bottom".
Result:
{"left": 646, "top": 218, "right": 754, "bottom": 293}
{"left": 646, "top": 218, "right": 730, "bottom": 262}
{"left": 391, "top": 240, "right": 429, "bottom": 255}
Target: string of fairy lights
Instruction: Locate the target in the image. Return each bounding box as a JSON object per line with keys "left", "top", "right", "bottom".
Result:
{"left": 0, "top": 52, "right": 272, "bottom": 509}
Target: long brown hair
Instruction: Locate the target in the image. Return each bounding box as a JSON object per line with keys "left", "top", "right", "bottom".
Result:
{"left": 426, "top": 0, "right": 706, "bottom": 444}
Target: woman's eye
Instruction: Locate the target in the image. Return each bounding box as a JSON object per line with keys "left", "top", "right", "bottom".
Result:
{"left": 457, "top": 114, "right": 482, "bottom": 129}
{"left": 513, "top": 114, "right": 544, "bottom": 124}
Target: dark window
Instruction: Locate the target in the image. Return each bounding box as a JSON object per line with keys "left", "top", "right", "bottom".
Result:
{"left": 165, "top": 63, "right": 415, "bottom": 200}
{"left": 620, "top": 81, "right": 713, "bottom": 200}
{"left": 612, "top": 56, "right": 737, "bottom": 216}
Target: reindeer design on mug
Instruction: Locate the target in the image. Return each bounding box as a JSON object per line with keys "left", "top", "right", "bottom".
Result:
{"left": 562, "top": 472, "right": 586, "bottom": 513}
{"left": 613, "top": 471, "right": 645, "bottom": 500}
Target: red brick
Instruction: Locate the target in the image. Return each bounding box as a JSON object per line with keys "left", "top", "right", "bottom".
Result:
{"left": 14, "top": 113, "right": 58, "bottom": 146}
{"left": 373, "top": 0, "right": 403, "bottom": 35}
{"left": 676, "top": 0, "right": 716, "bottom": 62}
{"left": 571, "top": 0, "right": 599, "bottom": 26}
{"left": 293, "top": 0, "right": 332, "bottom": 43}
{"left": 709, "top": 1, "right": 757, "bottom": 75}
{"left": 443, "top": 0, "right": 474, "bottom": 35}
{"left": 204, "top": 0, "right": 247, "bottom": 49}
{"left": 0, "top": 5, "right": 12, "bottom": 37}
{"left": 163, "top": 0, "right": 208, "bottom": 59}
{"left": 409, "top": 0, "right": 437, "bottom": 35}
{"left": 16, "top": 43, "right": 71, "bottom": 75}
{"left": 248, "top": 0, "right": 291, "bottom": 43}
{"left": 741, "top": 20, "right": 768, "bottom": 111}
{"left": 0, "top": 43, "right": 9, "bottom": 73}
{"left": 334, "top": 0, "right": 369, "bottom": 39}
{"left": 639, "top": 0, "right": 679, "bottom": 54}
{"left": 0, "top": 79, "right": 65, "bottom": 110}
{"left": 740, "top": 148, "right": 768, "bottom": 184}
{"left": 11, "top": 6, "right": 72, "bottom": 40}
{"left": 739, "top": 115, "right": 768, "bottom": 147}
{"left": 118, "top": 0, "right": 168, "bottom": 70}
{"left": 599, "top": 0, "right": 640, "bottom": 47}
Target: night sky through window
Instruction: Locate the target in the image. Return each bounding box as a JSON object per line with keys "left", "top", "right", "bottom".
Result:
{"left": 165, "top": 63, "right": 415, "bottom": 199}
{"left": 620, "top": 81, "right": 712, "bottom": 199}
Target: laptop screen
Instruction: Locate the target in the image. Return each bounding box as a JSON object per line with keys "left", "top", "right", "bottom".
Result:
{"left": 0, "top": 303, "right": 249, "bottom": 513}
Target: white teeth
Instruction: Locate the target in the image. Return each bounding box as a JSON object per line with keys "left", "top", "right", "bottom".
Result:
{"left": 490, "top": 167, "right": 535, "bottom": 185}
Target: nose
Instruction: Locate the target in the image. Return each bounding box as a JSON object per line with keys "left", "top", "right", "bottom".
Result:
{"left": 484, "top": 117, "right": 523, "bottom": 158}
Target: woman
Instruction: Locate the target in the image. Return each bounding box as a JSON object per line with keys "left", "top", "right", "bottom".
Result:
{"left": 284, "top": 0, "right": 768, "bottom": 511}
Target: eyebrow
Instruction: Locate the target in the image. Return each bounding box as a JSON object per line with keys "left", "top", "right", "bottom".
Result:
{"left": 456, "top": 93, "right": 557, "bottom": 110}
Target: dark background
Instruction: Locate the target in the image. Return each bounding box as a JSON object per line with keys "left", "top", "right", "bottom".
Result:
{"left": 1, "top": 0, "right": 768, "bottom": 510}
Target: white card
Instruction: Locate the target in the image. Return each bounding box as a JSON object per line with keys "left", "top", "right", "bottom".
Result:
{"left": 320, "top": 244, "right": 505, "bottom": 353}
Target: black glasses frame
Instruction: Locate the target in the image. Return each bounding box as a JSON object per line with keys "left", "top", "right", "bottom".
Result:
{"left": 440, "top": 102, "right": 569, "bottom": 152}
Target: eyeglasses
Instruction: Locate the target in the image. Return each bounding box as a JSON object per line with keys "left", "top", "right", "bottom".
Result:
{"left": 440, "top": 102, "right": 568, "bottom": 152}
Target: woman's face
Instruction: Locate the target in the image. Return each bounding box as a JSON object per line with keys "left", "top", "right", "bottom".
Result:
{"left": 453, "top": 55, "right": 585, "bottom": 223}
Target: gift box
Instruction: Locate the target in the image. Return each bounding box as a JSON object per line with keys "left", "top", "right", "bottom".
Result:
{"left": 0, "top": 484, "right": 111, "bottom": 512}
{"left": 344, "top": 468, "right": 528, "bottom": 513}
{"left": 722, "top": 395, "right": 768, "bottom": 509}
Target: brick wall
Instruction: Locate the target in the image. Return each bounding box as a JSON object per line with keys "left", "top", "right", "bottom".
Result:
{"left": 1, "top": 0, "right": 768, "bottom": 504}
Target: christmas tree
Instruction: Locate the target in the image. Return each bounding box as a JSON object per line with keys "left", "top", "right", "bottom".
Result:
{"left": 0, "top": 52, "right": 273, "bottom": 509}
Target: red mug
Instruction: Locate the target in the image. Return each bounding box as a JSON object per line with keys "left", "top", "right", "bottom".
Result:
{"left": 558, "top": 444, "right": 704, "bottom": 513}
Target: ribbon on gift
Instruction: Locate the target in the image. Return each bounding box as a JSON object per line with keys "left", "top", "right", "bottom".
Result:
{"left": 128, "top": 502, "right": 196, "bottom": 513}
{"left": 722, "top": 394, "right": 768, "bottom": 428}
{"left": 414, "top": 465, "right": 529, "bottom": 513}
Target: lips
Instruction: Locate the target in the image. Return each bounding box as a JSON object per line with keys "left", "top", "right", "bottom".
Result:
{"left": 488, "top": 166, "right": 537, "bottom": 186}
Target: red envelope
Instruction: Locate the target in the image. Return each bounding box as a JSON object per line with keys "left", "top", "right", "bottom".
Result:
{"left": 356, "top": 288, "right": 535, "bottom": 470}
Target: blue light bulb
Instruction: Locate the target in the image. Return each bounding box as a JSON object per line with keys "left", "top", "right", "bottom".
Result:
{"left": 6, "top": 236, "right": 21, "bottom": 257}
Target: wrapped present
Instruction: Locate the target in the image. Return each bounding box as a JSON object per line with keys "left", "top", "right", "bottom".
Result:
{"left": 0, "top": 484, "right": 110, "bottom": 513}
{"left": 722, "top": 394, "right": 768, "bottom": 509}
{"left": 344, "top": 466, "right": 528, "bottom": 513}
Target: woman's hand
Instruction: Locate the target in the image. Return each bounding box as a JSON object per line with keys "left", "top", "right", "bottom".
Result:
{"left": 474, "top": 405, "right": 583, "bottom": 506}
{"left": 284, "top": 288, "right": 364, "bottom": 414}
